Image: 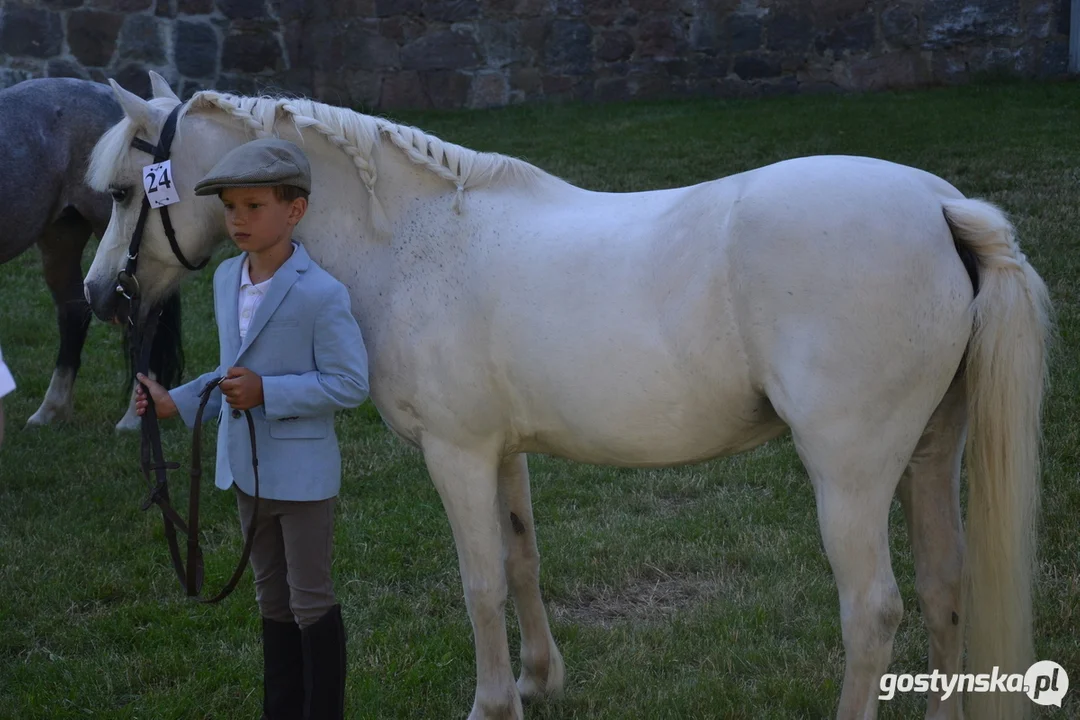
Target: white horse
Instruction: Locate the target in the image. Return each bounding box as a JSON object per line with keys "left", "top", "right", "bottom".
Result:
{"left": 83, "top": 73, "right": 1050, "bottom": 720}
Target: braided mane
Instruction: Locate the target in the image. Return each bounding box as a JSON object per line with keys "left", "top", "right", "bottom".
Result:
{"left": 89, "top": 91, "right": 552, "bottom": 238}
{"left": 185, "top": 92, "right": 549, "bottom": 216}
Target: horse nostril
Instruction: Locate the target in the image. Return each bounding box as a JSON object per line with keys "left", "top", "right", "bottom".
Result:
{"left": 83, "top": 284, "right": 91, "bottom": 306}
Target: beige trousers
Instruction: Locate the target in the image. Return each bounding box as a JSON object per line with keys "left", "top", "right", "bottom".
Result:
{"left": 235, "top": 487, "right": 337, "bottom": 628}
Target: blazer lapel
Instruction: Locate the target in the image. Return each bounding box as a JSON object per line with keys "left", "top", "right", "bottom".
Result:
{"left": 220, "top": 255, "right": 244, "bottom": 362}
{"left": 234, "top": 243, "right": 309, "bottom": 362}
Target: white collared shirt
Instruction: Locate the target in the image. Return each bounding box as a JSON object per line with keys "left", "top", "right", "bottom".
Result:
{"left": 238, "top": 259, "right": 273, "bottom": 340}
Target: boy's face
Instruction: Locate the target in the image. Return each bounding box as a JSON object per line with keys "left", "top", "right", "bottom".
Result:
{"left": 220, "top": 186, "right": 307, "bottom": 255}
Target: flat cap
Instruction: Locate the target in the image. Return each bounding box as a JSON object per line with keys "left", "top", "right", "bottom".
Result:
{"left": 193, "top": 137, "right": 311, "bottom": 196}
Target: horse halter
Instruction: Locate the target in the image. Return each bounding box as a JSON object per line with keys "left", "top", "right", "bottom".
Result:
{"left": 114, "top": 102, "right": 208, "bottom": 317}
{"left": 119, "top": 102, "right": 259, "bottom": 605}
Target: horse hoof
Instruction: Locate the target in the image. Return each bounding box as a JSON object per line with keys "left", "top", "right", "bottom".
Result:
{"left": 26, "top": 406, "right": 70, "bottom": 427}
{"left": 468, "top": 688, "right": 524, "bottom": 720}
{"left": 115, "top": 415, "right": 141, "bottom": 432}
{"left": 517, "top": 645, "right": 565, "bottom": 702}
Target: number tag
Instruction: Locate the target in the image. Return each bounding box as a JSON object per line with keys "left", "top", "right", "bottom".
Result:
{"left": 143, "top": 160, "right": 180, "bottom": 208}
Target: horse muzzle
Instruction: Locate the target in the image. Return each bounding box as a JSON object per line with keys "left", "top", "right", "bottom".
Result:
{"left": 84, "top": 275, "right": 128, "bottom": 324}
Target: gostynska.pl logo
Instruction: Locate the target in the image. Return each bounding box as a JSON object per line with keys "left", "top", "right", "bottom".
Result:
{"left": 879, "top": 661, "right": 1068, "bottom": 707}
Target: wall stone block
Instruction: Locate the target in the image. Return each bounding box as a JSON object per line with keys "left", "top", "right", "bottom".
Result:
{"left": 174, "top": 19, "right": 218, "bottom": 77}
{"left": 65, "top": 10, "right": 122, "bottom": 66}
{"left": 1, "top": 5, "right": 63, "bottom": 58}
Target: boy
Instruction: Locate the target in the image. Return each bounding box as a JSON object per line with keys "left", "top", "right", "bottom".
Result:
{"left": 136, "top": 137, "right": 369, "bottom": 720}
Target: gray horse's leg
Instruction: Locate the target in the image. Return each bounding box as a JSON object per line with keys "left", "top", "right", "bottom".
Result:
{"left": 115, "top": 382, "right": 142, "bottom": 431}
{"left": 26, "top": 216, "right": 92, "bottom": 426}
{"left": 118, "top": 293, "right": 185, "bottom": 432}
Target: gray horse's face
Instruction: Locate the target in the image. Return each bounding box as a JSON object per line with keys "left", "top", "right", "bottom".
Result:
{"left": 84, "top": 77, "right": 228, "bottom": 323}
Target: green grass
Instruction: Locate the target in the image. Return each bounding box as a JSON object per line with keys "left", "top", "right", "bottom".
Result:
{"left": 2, "top": 80, "right": 1079, "bottom": 719}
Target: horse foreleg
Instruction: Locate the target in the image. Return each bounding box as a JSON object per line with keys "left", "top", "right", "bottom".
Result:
{"left": 497, "top": 453, "right": 564, "bottom": 701}
{"left": 118, "top": 292, "right": 183, "bottom": 432}
{"left": 26, "top": 219, "right": 91, "bottom": 427}
{"left": 423, "top": 436, "right": 522, "bottom": 720}
{"left": 114, "top": 380, "right": 144, "bottom": 432}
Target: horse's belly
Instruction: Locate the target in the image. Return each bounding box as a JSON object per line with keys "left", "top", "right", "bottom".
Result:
{"left": 523, "top": 416, "right": 787, "bottom": 467}
{"left": 504, "top": 358, "right": 787, "bottom": 466}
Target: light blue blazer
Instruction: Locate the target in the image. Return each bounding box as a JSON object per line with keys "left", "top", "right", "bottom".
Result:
{"left": 170, "top": 242, "right": 369, "bottom": 501}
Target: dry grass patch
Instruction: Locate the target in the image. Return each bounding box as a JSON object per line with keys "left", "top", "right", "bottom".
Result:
{"left": 551, "top": 569, "right": 730, "bottom": 629}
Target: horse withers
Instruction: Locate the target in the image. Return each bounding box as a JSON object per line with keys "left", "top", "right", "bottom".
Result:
{"left": 84, "top": 75, "right": 1051, "bottom": 720}
{"left": 0, "top": 76, "right": 183, "bottom": 431}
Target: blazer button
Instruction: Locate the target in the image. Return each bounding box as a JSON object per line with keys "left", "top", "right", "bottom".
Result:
{"left": 231, "top": 409, "right": 241, "bottom": 419}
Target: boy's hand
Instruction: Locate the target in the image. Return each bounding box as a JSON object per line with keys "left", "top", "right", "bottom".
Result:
{"left": 135, "top": 373, "right": 178, "bottom": 419}
{"left": 220, "top": 367, "right": 264, "bottom": 410}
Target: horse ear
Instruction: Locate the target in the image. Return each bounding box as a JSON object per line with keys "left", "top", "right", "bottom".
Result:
{"left": 108, "top": 78, "right": 153, "bottom": 129}
{"left": 148, "top": 71, "right": 179, "bottom": 102}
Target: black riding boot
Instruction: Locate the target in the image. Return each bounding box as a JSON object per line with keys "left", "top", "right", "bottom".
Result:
{"left": 261, "top": 617, "right": 305, "bottom": 720}
{"left": 301, "top": 604, "right": 347, "bottom": 720}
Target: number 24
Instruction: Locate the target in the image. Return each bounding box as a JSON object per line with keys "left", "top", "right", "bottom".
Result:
{"left": 146, "top": 167, "right": 173, "bottom": 193}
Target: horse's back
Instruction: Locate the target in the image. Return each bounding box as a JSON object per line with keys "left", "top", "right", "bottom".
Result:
{"left": 0, "top": 78, "right": 120, "bottom": 256}
{"left": 0, "top": 78, "right": 118, "bottom": 167}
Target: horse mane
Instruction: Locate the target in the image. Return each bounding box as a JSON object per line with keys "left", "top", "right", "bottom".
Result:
{"left": 89, "top": 89, "right": 555, "bottom": 230}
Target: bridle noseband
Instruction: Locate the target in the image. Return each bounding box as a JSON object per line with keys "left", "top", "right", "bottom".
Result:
{"left": 120, "top": 102, "right": 259, "bottom": 605}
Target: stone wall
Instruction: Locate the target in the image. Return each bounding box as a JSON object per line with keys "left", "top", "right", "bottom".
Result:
{"left": 0, "top": 0, "right": 1071, "bottom": 109}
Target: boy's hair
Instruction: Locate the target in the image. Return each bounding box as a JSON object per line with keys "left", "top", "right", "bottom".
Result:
{"left": 217, "top": 185, "right": 310, "bottom": 202}
{"left": 273, "top": 185, "right": 310, "bottom": 203}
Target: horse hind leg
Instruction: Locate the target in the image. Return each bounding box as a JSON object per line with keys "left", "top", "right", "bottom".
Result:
{"left": 497, "top": 453, "right": 564, "bottom": 701}
{"left": 783, "top": 404, "right": 929, "bottom": 720}
{"left": 897, "top": 377, "right": 966, "bottom": 720}
{"left": 26, "top": 217, "right": 92, "bottom": 427}
{"left": 812, "top": 463, "right": 904, "bottom": 720}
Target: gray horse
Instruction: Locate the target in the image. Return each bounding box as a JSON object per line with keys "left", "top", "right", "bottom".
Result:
{"left": 0, "top": 77, "right": 182, "bottom": 430}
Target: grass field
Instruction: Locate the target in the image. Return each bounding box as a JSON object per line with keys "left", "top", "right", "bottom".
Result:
{"left": 1, "top": 80, "right": 1078, "bottom": 719}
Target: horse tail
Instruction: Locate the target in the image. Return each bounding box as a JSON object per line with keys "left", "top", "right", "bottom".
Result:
{"left": 121, "top": 291, "right": 185, "bottom": 397}
{"left": 944, "top": 197, "right": 1052, "bottom": 720}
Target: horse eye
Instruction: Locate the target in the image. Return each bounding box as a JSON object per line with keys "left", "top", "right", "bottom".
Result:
{"left": 110, "top": 187, "right": 129, "bottom": 203}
